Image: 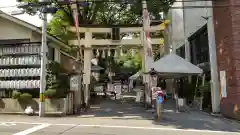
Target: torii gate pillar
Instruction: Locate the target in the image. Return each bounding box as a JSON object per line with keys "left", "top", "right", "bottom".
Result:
{"left": 83, "top": 29, "right": 92, "bottom": 107}
{"left": 139, "top": 31, "right": 151, "bottom": 108}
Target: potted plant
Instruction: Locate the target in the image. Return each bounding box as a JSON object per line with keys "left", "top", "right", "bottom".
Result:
{"left": 44, "top": 89, "right": 57, "bottom": 99}
{"left": 195, "top": 81, "right": 210, "bottom": 110}
{"left": 12, "top": 90, "right": 21, "bottom": 99}
{"left": 19, "top": 93, "right": 32, "bottom": 102}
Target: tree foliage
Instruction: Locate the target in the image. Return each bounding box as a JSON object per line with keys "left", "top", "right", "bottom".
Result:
{"left": 17, "top": 0, "right": 175, "bottom": 41}
{"left": 17, "top": 0, "right": 173, "bottom": 81}
{"left": 114, "top": 49, "right": 142, "bottom": 74}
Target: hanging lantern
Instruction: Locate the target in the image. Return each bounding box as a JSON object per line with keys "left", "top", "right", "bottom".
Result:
{"left": 102, "top": 50, "right": 106, "bottom": 58}
{"left": 108, "top": 48, "right": 111, "bottom": 56}
{"left": 96, "top": 49, "right": 100, "bottom": 57}
{"left": 132, "top": 49, "right": 135, "bottom": 56}
{"left": 120, "top": 48, "right": 123, "bottom": 56}
{"left": 114, "top": 49, "right": 118, "bottom": 58}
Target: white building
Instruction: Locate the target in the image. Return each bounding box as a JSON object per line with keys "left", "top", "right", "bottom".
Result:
{"left": 165, "top": 0, "right": 220, "bottom": 113}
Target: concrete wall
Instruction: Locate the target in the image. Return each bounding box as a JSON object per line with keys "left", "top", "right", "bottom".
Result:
{"left": 0, "top": 98, "right": 67, "bottom": 113}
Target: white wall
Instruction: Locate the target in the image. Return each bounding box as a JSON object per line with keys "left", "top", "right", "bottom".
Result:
{"left": 0, "top": 17, "right": 32, "bottom": 40}
{"left": 168, "top": 0, "right": 210, "bottom": 51}
{"left": 169, "top": 1, "right": 184, "bottom": 51}
{"left": 0, "top": 16, "right": 62, "bottom": 64}
{"left": 183, "top": 0, "right": 208, "bottom": 38}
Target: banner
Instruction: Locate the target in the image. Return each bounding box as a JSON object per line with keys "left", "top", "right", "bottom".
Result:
{"left": 73, "top": 9, "right": 79, "bottom": 29}
{"left": 143, "top": 9, "right": 153, "bottom": 58}
{"left": 143, "top": 9, "right": 154, "bottom": 73}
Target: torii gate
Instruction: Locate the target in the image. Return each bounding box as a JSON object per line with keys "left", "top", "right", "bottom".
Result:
{"left": 68, "top": 23, "right": 164, "bottom": 106}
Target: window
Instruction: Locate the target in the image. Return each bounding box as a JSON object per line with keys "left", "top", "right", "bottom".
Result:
{"left": 189, "top": 24, "right": 209, "bottom": 65}
{"left": 48, "top": 46, "right": 55, "bottom": 61}
{"left": 176, "top": 45, "right": 185, "bottom": 58}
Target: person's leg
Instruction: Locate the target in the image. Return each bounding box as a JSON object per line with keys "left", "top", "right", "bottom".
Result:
{"left": 156, "top": 103, "right": 161, "bottom": 120}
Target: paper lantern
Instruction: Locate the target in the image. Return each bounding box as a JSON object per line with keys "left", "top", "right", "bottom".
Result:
{"left": 96, "top": 49, "right": 100, "bottom": 57}
{"left": 102, "top": 50, "right": 105, "bottom": 58}
{"left": 108, "top": 48, "right": 111, "bottom": 56}
{"left": 114, "top": 49, "right": 118, "bottom": 57}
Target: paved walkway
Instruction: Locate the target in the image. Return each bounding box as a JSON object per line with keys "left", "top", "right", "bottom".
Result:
{"left": 0, "top": 98, "right": 239, "bottom": 134}
{"left": 0, "top": 100, "right": 239, "bottom": 135}
{"left": 80, "top": 99, "right": 153, "bottom": 119}
{"left": 79, "top": 98, "right": 240, "bottom": 133}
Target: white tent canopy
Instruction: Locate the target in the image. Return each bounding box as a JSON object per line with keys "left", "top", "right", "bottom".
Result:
{"left": 128, "top": 53, "right": 203, "bottom": 80}
{"left": 149, "top": 53, "right": 203, "bottom": 75}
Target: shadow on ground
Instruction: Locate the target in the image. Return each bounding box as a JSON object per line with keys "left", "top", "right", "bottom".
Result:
{"left": 80, "top": 94, "right": 240, "bottom": 133}
{"left": 154, "top": 100, "right": 240, "bottom": 133}
{"left": 81, "top": 98, "right": 154, "bottom": 120}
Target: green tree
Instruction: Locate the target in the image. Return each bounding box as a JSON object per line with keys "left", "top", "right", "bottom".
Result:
{"left": 17, "top": 0, "right": 173, "bottom": 82}
{"left": 17, "top": 0, "right": 175, "bottom": 42}
{"left": 114, "top": 49, "right": 142, "bottom": 74}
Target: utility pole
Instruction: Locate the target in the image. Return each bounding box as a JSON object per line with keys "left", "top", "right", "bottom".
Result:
{"left": 39, "top": 0, "right": 48, "bottom": 117}
{"left": 205, "top": 0, "right": 220, "bottom": 113}
{"left": 71, "top": 0, "right": 84, "bottom": 113}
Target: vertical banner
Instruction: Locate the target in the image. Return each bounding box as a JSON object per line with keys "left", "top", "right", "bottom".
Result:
{"left": 143, "top": 9, "right": 154, "bottom": 72}
{"left": 70, "top": 75, "right": 80, "bottom": 91}
{"left": 143, "top": 9, "right": 153, "bottom": 58}
{"left": 73, "top": 9, "right": 79, "bottom": 29}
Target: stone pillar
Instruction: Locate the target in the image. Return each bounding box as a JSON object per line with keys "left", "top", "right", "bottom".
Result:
{"left": 163, "top": 11, "right": 170, "bottom": 55}
{"left": 213, "top": 0, "right": 240, "bottom": 119}
{"left": 83, "top": 29, "right": 92, "bottom": 107}
{"left": 183, "top": 9, "right": 191, "bottom": 82}
{"left": 164, "top": 24, "right": 170, "bottom": 55}
{"left": 182, "top": 2, "right": 190, "bottom": 61}
{"left": 139, "top": 47, "right": 150, "bottom": 108}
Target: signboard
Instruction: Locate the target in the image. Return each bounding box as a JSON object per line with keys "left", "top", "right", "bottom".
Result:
{"left": 70, "top": 75, "right": 80, "bottom": 91}
{"left": 107, "top": 83, "right": 114, "bottom": 92}
{"left": 143, "top": 74, "right": 150, "bottom": 83}
{"left": 114, "top": 83, "right": 122, "bottom": 94}
{"left": 122, "top": 85, "right": 128, "bottom": 93}
{"left": 94, "top": 85, "right": 104, "bottom": 95}
{"left": 151, "top": 75, "right": 158, "bottom": 87}
{"left": 178, "top": 98, "right": 184, "bottom": 106}
{"left": 220, "top": 70, "right": 227, "bottom": 98}
{"left": 94, "top": 86, "right": 103, "bottom": 92}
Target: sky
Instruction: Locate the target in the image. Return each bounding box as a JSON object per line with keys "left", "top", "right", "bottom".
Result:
{"left": 0, "top": 0, "right": 52, "bottom": 27}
